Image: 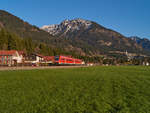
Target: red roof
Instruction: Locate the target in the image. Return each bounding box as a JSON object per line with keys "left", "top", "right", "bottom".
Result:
{"left": 18, "top": 51, "right": 25, "bottom": 56}
{"left": 0, "top": 50, "right": 17, "bottom": 56}
{"left": 59, "top": 55, "right": 73, "bottom": 58}
{"left": 35, "top": 54, "right": 44, "bottom": 58}
{"left": 43, "top": 56, "right": 54, "bottom": 61}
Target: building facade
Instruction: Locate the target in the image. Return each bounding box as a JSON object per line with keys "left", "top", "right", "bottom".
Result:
{"left": 0, "top": 50, "right": 23, "bottom": 66}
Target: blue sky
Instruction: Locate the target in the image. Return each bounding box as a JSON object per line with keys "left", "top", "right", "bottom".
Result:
{"left": 0, "top": 0, "right": 150, "bottom": 38}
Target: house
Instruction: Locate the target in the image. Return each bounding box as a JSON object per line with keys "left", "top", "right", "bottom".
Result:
{"left": 25, "top": 53, "right": 44, "bottom": 66}
{"left": 32, "top": 54, "right": 44, "bottom": 64}
{"left": 0, "top": 50, "right": 24, "bottom": 66}
{"left": 146, "top": 62, "right": 150, "bottom": 66}
{"left": 143, "top": 62, "right": 150, "bottom": 66}
{"left": 18, "top": 51, "right": 25, "bottom": 62}
{"left": 87, "top": 63, "right": 94, "bottom": 66}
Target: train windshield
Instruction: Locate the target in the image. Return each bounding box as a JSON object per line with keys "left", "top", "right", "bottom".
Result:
{"left": 55, "top": 56, "right": 59, "bottom": 61}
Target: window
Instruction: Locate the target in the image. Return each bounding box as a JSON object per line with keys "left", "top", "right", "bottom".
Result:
{"left": 2, "top": 56, "right": 4, "bottom": 64}
{"left": 55, "top": 56, "right": 59, "bottom": 61}
{"left": 61, "top": 58, "right": 65, "bottom": 61}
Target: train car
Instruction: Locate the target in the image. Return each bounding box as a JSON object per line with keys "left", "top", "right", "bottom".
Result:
{"left": 54, "top": 56, "right": 84, "bottom": 65}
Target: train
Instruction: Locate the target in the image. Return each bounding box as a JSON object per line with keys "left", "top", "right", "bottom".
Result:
{"left": 54, "top": 56, "right": 85, "bottom": 65}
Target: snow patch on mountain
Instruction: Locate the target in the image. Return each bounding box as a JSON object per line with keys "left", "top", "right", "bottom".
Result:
{"left": 41, "top": 18, "right": 92, "bottom": 35}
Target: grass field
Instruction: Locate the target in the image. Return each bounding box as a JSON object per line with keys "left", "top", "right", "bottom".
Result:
{"left": 0, "top": 66, "right": 150, "bottom": 113}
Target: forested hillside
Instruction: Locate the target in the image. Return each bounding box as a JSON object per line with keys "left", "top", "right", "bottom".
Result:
{"left": 0, "top": 28, "right": 63, "bottom": 56}
{"left": 0, "top": 10, "right": 54, "bottom": 43}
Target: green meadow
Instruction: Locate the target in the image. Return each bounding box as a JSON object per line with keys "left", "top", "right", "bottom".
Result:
{"left": 0, "top": 66, "right": 150, "bottom": 113}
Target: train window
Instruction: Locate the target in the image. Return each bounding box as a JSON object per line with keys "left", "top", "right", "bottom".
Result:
{"left": 67, "top": 59, "right": 73, "bottom": 61}
{"left": 61, "top": 58, "right": 65, "bottom": 61}
{"left": 55, "top": 56, "right": 59, "bottom": 61}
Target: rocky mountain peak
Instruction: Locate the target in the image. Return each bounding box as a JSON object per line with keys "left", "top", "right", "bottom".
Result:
{"left": 41, "top": 18, "right": 92, "bottom": 36}
{"left": 61, "top": 18, "right": 92, "bottom": 26}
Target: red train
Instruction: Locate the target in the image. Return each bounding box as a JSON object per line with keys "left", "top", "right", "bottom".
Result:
{"left": 54, "top": 56, "right": 84, "bottom": 65}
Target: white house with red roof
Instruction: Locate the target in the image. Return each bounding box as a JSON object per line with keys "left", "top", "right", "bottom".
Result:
{"left": 32, "top": 54, "right": 44, "bottom": 64}
{"left": 24, "top": 53, "right": 44, "bottom": 66}
{"left": 0, "top": 50, "right": 24, "bottom": 66}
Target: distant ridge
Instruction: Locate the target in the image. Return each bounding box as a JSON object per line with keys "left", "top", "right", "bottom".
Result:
{"left": 130, "top": 36, "right": 150, "bottom": 51}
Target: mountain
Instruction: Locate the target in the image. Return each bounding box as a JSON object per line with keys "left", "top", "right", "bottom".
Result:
{"left": 0, "top": 10, "right": 73, "bottom": 56}
{"left": 0, "top": 10, "right": 149, "bottom": 57}
{"left": 130, "top": 36, "right": 150, "bottom": 51}
{"left": 0, "top": 10, "right": 54, "bottom": 43}
{"left": 41, "top": 19, "right": 92, "bottom": 36}
{"left": 41, "top": 18, "right": 148, "bottom": 56}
